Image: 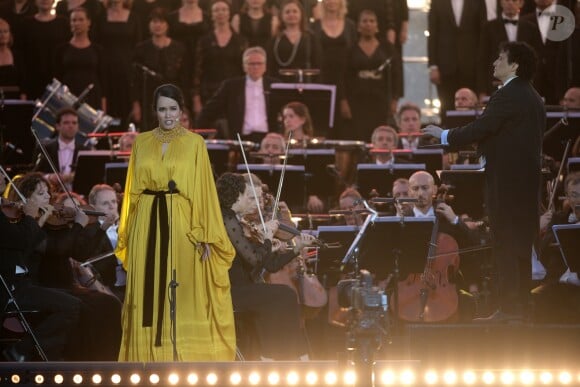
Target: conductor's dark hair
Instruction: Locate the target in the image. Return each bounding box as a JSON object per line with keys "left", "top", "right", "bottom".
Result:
{"left": 500, "top": 41, "right": 537, "bottom": 81}
{"left": 216, "top": 173, "right": 246, "bottom": 209}
{"left": 153, "top": 83, "right": 185, "bottom": 111}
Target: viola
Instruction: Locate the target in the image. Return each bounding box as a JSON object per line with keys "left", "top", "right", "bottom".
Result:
{"left": 0, "top": 198, "right": 24, "bottom": 222}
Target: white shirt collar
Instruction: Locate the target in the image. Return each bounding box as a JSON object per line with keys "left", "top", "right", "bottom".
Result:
{"left": 503, "top": 75, "right": 518, "bottom": 86}
{"left": 58, "top": 138, "right": 75, "bottom": 151}
{"left": 413, "top": 206, "right": 434, "bottom": 218}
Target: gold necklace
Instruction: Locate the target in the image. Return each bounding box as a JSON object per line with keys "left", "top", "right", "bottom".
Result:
{"left": 152, "top": 126, "right": 187, "bottom": 143}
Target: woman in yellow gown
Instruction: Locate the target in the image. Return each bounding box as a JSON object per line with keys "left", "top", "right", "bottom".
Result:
{"left": 115, "top": 84, "right": 236, "bottom": 361}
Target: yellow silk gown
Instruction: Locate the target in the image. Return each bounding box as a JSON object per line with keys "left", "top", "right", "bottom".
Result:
{"left": 115, "top": 127, "right": 236, "bottom": 361}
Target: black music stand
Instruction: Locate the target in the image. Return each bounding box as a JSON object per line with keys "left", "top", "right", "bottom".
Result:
{"left": 269, "top": 83, "right": 336, "bottom": 138}
{"left": 105, "top": 162, "right": 129, "bottom": 190}
{"left": 552, "top": 224, "right": 580, "bottom": 274}
{"left": 544, "top": 111, "right": 580, "bottom": 161}
{"left": 315, "top": 225, "right": 359, "bottom": 286}
{"left": 394, "top": 149, "right": 444, "bottom": 184}
{"left": 439, "top": 169, "right": 486, "bottom": 219}
{"left": 288, "top": 148, "right": 336, "bottom": 199}
{"left": 442, "top": 110, "right": 482, "bottom": 154}
{"left": 567, "top": 157, "right": 580, "bottom": 173}
{"left": 73, "top": 150, "right": 119, "bottom": 196}
{"left": 206, "top": 142, "right": 230, "bottom": 178}
{"left": 356, "top": 163, "right": 425, "bottom": 198}
{"left": 236, "top": 164, "right": 306, "bottom": 211}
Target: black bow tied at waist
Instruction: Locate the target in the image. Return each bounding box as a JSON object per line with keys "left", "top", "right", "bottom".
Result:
{"left": 142, "top": 188, "right": 179, "bottom": 347}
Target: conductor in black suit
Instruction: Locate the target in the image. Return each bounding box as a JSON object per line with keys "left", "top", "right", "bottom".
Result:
{"left": 195, "top": 46, "right": 278, "bottom": 142}
{"left": 422, "top": 42, "right": 544, "bottom": 322}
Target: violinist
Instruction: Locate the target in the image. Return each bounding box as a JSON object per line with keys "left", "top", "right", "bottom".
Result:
{"left": 9, "top": 172, "right": 122, "bottom": 361}
{"left": 0, "top": 177, "right": 82, "bottom": 362}
{"left": 216, "top": 172, "right": 314, "bottom": 360}
{"left": 85, "top": 184, "right": 127, "bottom": 302}
{"left": 258, "top": 132, "right": 285, "bottom": 165}
{"left": 532, "top": 172, "right": 580, "bottom": 323}
{"left": 32, "top": 107, "right": 90, "bottom": 191}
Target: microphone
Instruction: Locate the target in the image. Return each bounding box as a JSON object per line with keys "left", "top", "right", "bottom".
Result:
{"left": 73, "top": 83, "right": 94, "bottom": 109}
{"left": 377, "top": 57, "right": 392, "bottom": 72}
{"left": 5, "top": 142, "right": 23, "bottom": 154}
{"left": 168, "top": 180, "right": 177, "bottom": 193}
{"left": 134, "top": 62, "right": 160, "bottom": 78}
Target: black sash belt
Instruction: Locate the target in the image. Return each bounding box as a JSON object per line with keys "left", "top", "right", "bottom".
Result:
{"left": 142, "top": 188, "right": 179, "bottom": 347}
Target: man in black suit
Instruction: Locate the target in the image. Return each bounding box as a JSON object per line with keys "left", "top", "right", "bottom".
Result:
{"left": 428, "top": 0, "right": 487, "bottom": 119}
{"left": 423, "top": 41, "right": 544, "bottom": 322}
{"left": 477, "top": 0, "right": 524, "bottom": 97}
{"left": 517, "top": 0, "right": 567, "bottom": 105}
{"left": 33, "top": 107, "right": 90, "bottom": 190}
{"left": 195, "top": 46, "right": 278, "bottom": 142}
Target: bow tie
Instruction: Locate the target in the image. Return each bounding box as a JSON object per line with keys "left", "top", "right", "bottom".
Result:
{"left": 503, "top": 18, "right": 517, "bottom": 25}
{"left": 60, "top": 144, "right": 74, "bottom": 151}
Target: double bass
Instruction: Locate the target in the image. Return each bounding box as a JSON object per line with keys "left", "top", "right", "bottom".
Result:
{"left": 397, "top": 196, "right": 461, "bottom": 322}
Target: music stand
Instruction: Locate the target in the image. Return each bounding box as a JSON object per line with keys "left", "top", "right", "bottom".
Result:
{"left": 288, "top": 148, "right": 336, "bottom": 199}
{"left": 439, "top": 170, "right": 486, "bottom": 219}
{"left": 568, "top": 157, "right": 580, "bottom": 173}
{"left": 544, "top": 111, "right": 580, "bottom": 161}
{"left": 356, "top": 163, "right": 425, "bottom": 198}
{"left": 269, "top": 83, "right": 336, "bottom": 138}
{"left": 73, "top": 150, "right": 120, "bottom": 196}
{"left": 236, "top": 163, "right": 306, "bottom": 211}
{"left": 315, "top": 225, "right": 359, "bottom": 286}
{"left": 104, "top": 162, "right": 129, "bottom": 190}
{"left": 552, "top": 224, "right": 580, "bottom": 274}
{"left": 394, "top": 149, "right": 444, "bottom": 184}
{"left": 442, "top": 110, "right": 482, "bottom": 154}
{"left": 205, "top": 141, "right": 230, "bottom": 178}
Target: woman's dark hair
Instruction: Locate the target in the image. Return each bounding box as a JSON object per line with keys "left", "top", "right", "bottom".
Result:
{"left": 10, "top": 172, "right": 50, "bottom": 201}
{"left": 71, "top": 6, "right": 91, "bottom": 20}
{"left": 499, "top": 41, "right": 537, "bottom": 81}
{"left": 283, "top": 101, "right": 314, "bottom": 137}
{"left": 153, "top": 83, "right": 185, "bottom": 111}
{"left": 216, "top": 172, "right": 246, "bottom": 209}
{"left": 149, "top": 6, "right": 169, "bottom": 23}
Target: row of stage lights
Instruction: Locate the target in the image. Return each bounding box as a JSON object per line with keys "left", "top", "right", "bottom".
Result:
{"left": 3, "top": 368, "right": 580, "bottom": 386}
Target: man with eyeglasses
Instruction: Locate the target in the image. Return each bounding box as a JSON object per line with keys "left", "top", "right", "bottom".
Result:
{"left": 196, "top": 46, "right": 279, "bottom": 142}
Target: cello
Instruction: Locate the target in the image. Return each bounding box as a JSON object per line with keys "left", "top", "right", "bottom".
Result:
{"left": 397, "top": 195, "right": 461, "bottom": 322}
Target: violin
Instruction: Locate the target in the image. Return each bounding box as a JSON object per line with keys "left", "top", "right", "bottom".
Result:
{"left": 44, "top": 203, "right": 105, "bottom": 229}
{"left": 0, "top": 198, "right": 25, "bottom": 222}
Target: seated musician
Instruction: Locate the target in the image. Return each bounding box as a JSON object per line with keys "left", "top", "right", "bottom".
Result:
{"left": 281, "top": 101, "right": 325, "bottom": 213}
{"left": 404, "top": 171, "right": 479, "bottom": 320}
{"left": 337, "top": 187, "right": 365, "bottom": 226}
{"left": 0, "top": 177, "right": 82, "bottom": 362}
{"left": 454, "top": 88, "right": 479, "bottom": 110}
{"left": 257, "top": 132, "right": 286, "bottom": 165}
{"left": 396, "top": 103, "right": 429, "bottom": 150}
{"left": 216, "top": 172, "right": 315, "bottom": 360}
{"left": 533, "top": 171, "right": 580, "bottom": 323}
{"left": 32, "top": 108, "right": 91, "bottom": 191}
{"left": 9, "top": 173, "right": 122, "bottom": 361}
{"left": 368, "top": 125, "right": 398, "bottom": 166}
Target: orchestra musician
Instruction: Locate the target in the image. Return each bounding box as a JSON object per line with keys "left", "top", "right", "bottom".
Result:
{"left": 216, "top": 172, "right": 315, "bottom": 360}
{"left": 532, "top": 171, "right": 580, "bottom": 323}
{"left": 423, "top": 41, "right": 544, "bottom": 322}
{"left": 0, "top": 177, "right": 82, "bottom": 362}
{"left": 368, "top": 125, "right": 398, "bottom": 166}
{"left": 32, "top": 107, "right": 91, "bottom": 191}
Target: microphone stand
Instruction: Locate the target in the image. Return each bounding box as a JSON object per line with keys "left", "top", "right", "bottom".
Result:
{"left": 168, "top": 180, "right": 179, "bottom": 361}
{"left": 340, "top": 199, "right": 378, "bottom": 273}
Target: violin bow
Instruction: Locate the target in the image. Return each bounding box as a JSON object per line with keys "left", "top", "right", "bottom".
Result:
{"left": 236, "top": 133, "right": 267, "bottom": 234}
{"left": 30, "top": 126, "right": 83, "bottom": 213}
{"left": 547, "top": 139, "right": 571, "bottom": 213}
{"left": 271, "top": 130, "right": 293, "bottom": 221}
{"left": 0, "top": 165, "right": 27, "bottom": 203}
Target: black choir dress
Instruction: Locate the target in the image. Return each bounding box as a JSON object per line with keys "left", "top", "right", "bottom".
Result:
{"left": 53, "top": 42, "right": 105, "bottom": 110}
{"left": 266, "top": 31, "right": 322, "bottom": 83}
{"left": 344, "top": 41, "right": 401, "bottom": 141}
{"left": 238, "top": 12, "right": 273, "bottom": 49}
{"left": 96, "top": 13, "right": 142, "bottom": 125}
{"left": 14, "top": 15, "right": 70, "bottom": 99}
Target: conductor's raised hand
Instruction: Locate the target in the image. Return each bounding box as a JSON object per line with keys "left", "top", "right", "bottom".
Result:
{"left": 421, "top": 125, "right": 444, "bottom": 139}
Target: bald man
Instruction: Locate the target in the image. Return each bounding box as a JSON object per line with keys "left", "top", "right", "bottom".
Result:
{"left": 454, "top": 88, "right": 479, "bottom": 110}
{"left": 562, "top": 87, "right": 580, "bottom": 109}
